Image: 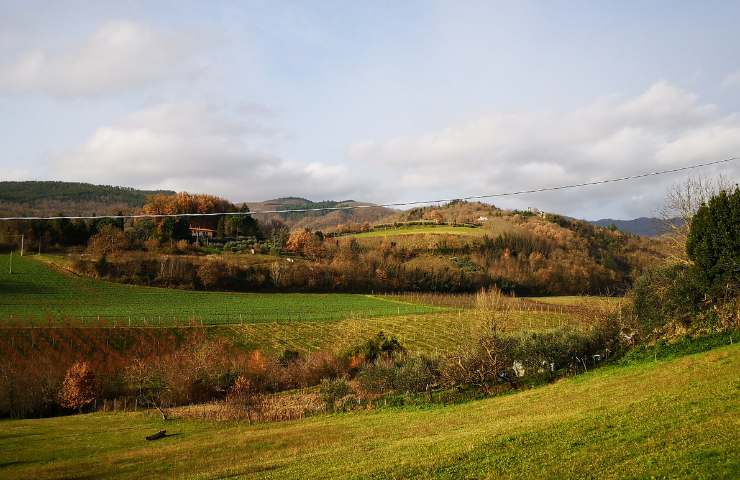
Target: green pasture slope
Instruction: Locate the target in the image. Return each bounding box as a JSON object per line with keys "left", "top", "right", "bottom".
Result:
{"left": 0, "top": 254, "right": 439, "bottom": 325}
{"left": 1, "top": 343, "right": 737, "bottom": 479}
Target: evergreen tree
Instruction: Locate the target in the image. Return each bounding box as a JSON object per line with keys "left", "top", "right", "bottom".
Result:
{"left": 686, "top": 187, "right": 740, "bottom": 291}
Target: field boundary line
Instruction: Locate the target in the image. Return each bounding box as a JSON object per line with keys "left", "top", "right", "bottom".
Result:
{"left": 365, "top": 294, "right": 451, "bottom": 311}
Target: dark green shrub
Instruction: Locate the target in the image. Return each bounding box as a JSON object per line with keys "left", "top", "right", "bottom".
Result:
{"left": 344, "top": 332, "right": 404, "bottom": 364}
{"left": 94, "top": 254, "right": 110, "bottom": 277}
{"left": 630, "top": 263, "right": 705, "bottom": 333}
{"left": 686, "top": 187, "right": 740, "bottom": 293}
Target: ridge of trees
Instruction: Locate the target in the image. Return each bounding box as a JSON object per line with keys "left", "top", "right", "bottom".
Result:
{"left": 0, "top": 181, "right": 175, "bottom": 217}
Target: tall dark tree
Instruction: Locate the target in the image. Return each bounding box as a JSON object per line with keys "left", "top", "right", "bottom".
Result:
{"left": 216, "top": 216, "right": 226, "bottom": 239}
{"left": 160, "top": 217, "right": 191, "bottom": 242}
{"left": 226, "top": 205, "right": 258, "bottom": 237}
{"left": 686, "top": 187, "right": 740, "bottom": 291}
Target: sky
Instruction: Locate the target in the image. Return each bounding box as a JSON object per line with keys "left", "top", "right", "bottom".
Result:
{"left": 0, "top": 0, "right": 739, "bottom": 220}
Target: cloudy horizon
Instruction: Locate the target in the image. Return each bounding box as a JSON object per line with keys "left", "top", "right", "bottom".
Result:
{"left": 1, "top": 1, "right": 739, "bottom": 220}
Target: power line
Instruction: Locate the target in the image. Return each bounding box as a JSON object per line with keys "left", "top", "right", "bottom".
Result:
{"left": 0, "top": 156, "right": 736, "bottom": 222}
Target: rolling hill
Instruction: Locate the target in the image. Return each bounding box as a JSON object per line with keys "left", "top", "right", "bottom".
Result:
{"left": 2, "top": 181, "right": 678, "bottom": 239}
{"left": 0, "top": 181, "right": 175, "bottom": 217}
{"left": 245, "top": 196, "right": 396, "bottom": 230}
{"left": 0, "top": 182, "right": 396, "bottom": 230}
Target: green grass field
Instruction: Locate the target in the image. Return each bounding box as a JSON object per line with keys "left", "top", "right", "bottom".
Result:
{"left": 0, "top": 254, "right": 439, "bottom": 325}
{"left": 1, "top": 343, "right": 737, "bottom": 479}
{"left": 0, "top": 254, "right": 600, "bottom": 354}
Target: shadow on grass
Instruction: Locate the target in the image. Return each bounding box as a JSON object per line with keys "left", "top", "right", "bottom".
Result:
{"left": 0, "top": 460, "right": 32, "bottom": 468}
{"left": 0, "top": 279, "right": 58, "bottom": 294}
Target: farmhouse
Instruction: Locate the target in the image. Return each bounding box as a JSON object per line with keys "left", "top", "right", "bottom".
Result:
{"left": 190, "top": 226, "right": 216, "bottom": 241}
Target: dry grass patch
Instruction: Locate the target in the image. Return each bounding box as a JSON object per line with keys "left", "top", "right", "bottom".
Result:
{"left": 171, "top": 390, "right": 324, "bottom": 423}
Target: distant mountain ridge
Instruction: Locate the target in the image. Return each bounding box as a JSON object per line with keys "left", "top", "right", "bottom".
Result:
{"left": 590, "top": 217, "right": 683, "bottom": 237}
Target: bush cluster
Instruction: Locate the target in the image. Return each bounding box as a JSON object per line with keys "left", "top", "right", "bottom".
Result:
{"left": 630, "top": 187, "right": 739, "bottom": 335}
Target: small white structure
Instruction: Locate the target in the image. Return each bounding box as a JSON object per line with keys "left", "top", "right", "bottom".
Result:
{"left": 526, "top": 207, "right": 547, "bottom": 218}
{"left": 477, "top": 216, "right": 489, "bottom": 222}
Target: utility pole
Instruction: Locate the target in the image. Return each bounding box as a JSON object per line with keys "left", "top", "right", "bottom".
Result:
{"left": 10, "top": 234, "right": 23, "bottom": 256}
{"left": 9, "top": 250, "right": 12, "bottom": 274}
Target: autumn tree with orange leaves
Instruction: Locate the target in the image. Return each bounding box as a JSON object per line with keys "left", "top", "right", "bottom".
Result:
{"left": 142, "top": 192, "right": 244, "bottom": 240}
{"left": 286, "top": 229, "right": 324, "bottom": 259}
{"left": 59, "top": 362, "right": 97, "bottom": 412}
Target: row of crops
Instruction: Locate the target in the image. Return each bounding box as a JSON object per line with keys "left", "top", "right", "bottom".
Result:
{"left": 225, "top": 309, "right": 579, "bottom": 355}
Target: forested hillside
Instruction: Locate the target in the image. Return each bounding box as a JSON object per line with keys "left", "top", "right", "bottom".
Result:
{"left": 0, "top": 181, "right": 175, "bottom": 216}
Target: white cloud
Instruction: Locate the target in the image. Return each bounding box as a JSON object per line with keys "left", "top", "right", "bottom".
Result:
{"left": 0, "top": 20, "right": 200, "bottom": 96}
{"left": 347, "top": 82, "right": 740, "bottom": 219}
{"left": 54, "top": 102, "right": 358, "bottom": 201}
{"left": 48, "top": 82, "right": 740, "bottom": 219}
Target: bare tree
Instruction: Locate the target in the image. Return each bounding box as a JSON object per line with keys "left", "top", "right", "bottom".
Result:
{"left": 226, "top": 376, "right": 264, "bottom": 424}
{"left": 659, "top": 175, "right": 733, "bottom": 263}
{"left": 439, "top": 288, "right": 515, "bottom": 390}
{"left": 124, "top": 359, "right": 170, "bottom": 421}
{"left": 474, "top": 287, "right": 510, "bottom": 333}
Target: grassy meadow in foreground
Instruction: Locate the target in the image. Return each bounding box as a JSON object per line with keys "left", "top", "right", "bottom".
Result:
{"left": 1, "top": 344, "right": 737, "bottom": 479}
{"left": 0, "top": 254, "right": 439, "bottom": 325}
